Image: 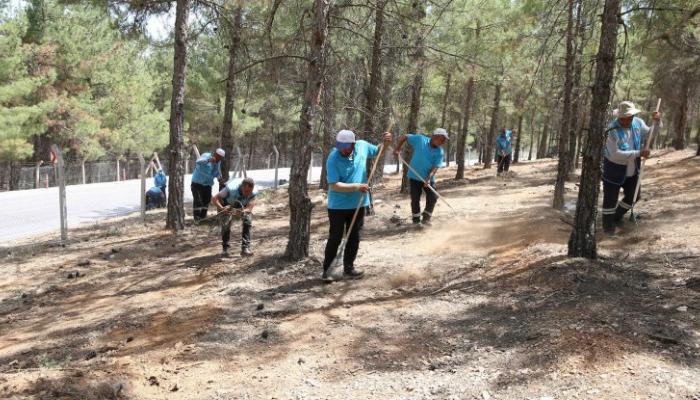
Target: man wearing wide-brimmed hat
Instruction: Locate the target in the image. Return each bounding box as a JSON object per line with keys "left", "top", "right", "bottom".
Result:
{"left": 602, "top": 101, "right": 662, "bottom": 235}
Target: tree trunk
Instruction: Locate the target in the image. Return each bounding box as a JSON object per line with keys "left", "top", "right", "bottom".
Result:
{"left": 528, "top": 112, "right": 536, "bottom": 161}
{"left": 8, "top": 161, "right": 21, "bottom": 191}
{"left": 537, "top": 115, "right": 550, "bottom": 159}
{"left": 375, "top": 40, "right": 398, "bottom": 183}
{"left": 220, "top": 5, "right": 242, "bottom": 181}
{"left": 456, "top": 76, "right": 474, "bottom": 179}
{"left": 440, "top": 73, "right": 452, "bottom": 166}
{"left": 672, "top": 81, "right": 690, "bottom": 150}
{"left": 568, "top": 0, "right": 621, "bottom": 259}
{"left": 319, "top": 66, "right": 335, "bottom": 191}
{"left": 400, "top": 1, "right": 426, "bottom": 193}
{"left": 566, "top": 0, "right": 585, "bottom": 173}
{"left": 513, "top": 113, "right": 524, "bottom": 163}
{"left": 285, "top": 0, "right": 330, "bottom": 260}
{"left": 553, "top": 0, "right": 576, "bottom": 210}
{"left": 362, "top": 0, "right": 385, "bottom": 139}
{"left": 166, "top": 0, "right": 189, "bottom": 231}
{"left": 483, "top": 82, "right": 501, "bottom": 169}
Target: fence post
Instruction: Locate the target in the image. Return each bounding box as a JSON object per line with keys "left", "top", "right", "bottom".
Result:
{"left": 153, "top": 152, "right": 163, "bottom": 170}
{"left": 236, "top": 146, "right": 247, "bottom": 178}
{"left": 35, "top": 160, "right": 43, "bottom": 189}
{"left": 272, "top": 145, "right": 279, "bottom": 189}
{"left": 116, "top": 158, "right": 121, "bottom": 181}
{"left": 51, "top": 145, "right": 68, "bottom": 243}
{"left": 81, "top": 159, "right": 86, "bottom": 184}
{"left": 138, "top": 153, "right": 146, "bottom": 222}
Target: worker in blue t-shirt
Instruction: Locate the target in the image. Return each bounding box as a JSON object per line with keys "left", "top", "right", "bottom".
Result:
{"left": 191, "top": 148, "right": 225, "bottom": 222}
{"left": 322, "top": 129, "right": 392, "bottom": 282}
{"left": 212, "top": 177, "right": 257, "bottom": 258}
{"left": 394, "top": 128, "right": 447, "bottom": 226}
{"left": 154, "top": 169, "right": 167, "bottom": 204}
{"left": 495, "top": 128, "right": 513, "bottom": 176}
{"left": 145, "top": 186, "right": 166, "bottom": 210}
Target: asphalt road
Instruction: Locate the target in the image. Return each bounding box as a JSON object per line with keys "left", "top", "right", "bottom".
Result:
{"left": 0, "top": 166, "right": 322, "bottom": 244}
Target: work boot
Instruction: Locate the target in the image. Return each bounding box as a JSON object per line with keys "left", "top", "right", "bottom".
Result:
{"left": 421, "top": 213, "right": 432, "bottom": 226}
{"left": 344, "top": 267, "right": 364, "bottom": 279}
{"left": 221, "top": 248, "right": 232, "bottom": 258}
{"left": 240, "top": 247, "right": 254, "bottom": 258}
{"left": 321, "top": 270, "right": 334, "bottom": 283}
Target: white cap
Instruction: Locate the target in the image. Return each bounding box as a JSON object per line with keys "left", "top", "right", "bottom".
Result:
{"left": 336, "top": 130, "right": 356, "bottom": 144}
{"left": 215, "top": 148, "right": 225, "bottom": 157}
{"left": 433, "top": 128, "right": 449, "bottom": 139}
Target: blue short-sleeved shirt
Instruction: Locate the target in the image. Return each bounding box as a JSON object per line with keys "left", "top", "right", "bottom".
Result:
{"left": 154, "top": 171, "right": 167, "bottom": 187}
{"left": 326, "top": 140, "right": 379, "bottom": 210}
{"left": 496, "top": 130, "right": 513, "bottom": 155}
{"left": 407, "top": 134, "right": 444, "bottom": 183}
{"left": 146, "top": 186, "right": 162, "bottom": 196}
{"left": 191, "top": 153, "right": 222, "bottom": 186}
{"left": 218, "top": 178, "right": 258, "bottom": 207}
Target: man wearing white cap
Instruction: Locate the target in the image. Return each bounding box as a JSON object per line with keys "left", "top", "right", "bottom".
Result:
{"left": 602, "top": 101, "right": 662, "bottom": 235}
{"left": 322, "top": 129, "right": 392, "bottom": 282}
{"left": 191, "top": 148, "right": 225, "bottom": 222}
{"left": 394, "top": 128, "right": 448, "bottom": 226}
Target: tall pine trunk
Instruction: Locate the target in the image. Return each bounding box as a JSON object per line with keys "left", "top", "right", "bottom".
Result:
{"left": 319, "top": 70, "right": 335, "bottom": 191}
{"left": 528, "top": 112, "right": 536, "bottom": 161}
{"left": 513, "top": 113, "right": 523, "bottom": 163}
{"left": 553, "top": 0, "right": 576, "bottom": 210}
{"left": 220, "top": 6, "right": 243, "bottom": 182}
{"left": 285, "top": 0, "right": 330, "bottom": 260}
{"left": 568, "top": 0, "right": 621, "bottom": 259}
{"left": 364, "top": 0, "right": 387, "bottom": 183}
{"left": 672, "top": 80, "right": 691, "bottom": 150}
{"left": 362, "top": 0, "right": 385, "bottom": 139}
{"left": 483, "top": 82, "right": 501, "bottom": 169}
{"left": 455, "top": 76, "right": 474, "bottom": 179}
{"left": 166, "top": 0, "right": 189, "bottom": 231}
{"left": 400, "top": 0, "right": 426, "bottom": 193}
{"left": 440, "top": 73, "right": 452, "bottom": 165}
{"left": 566, "top": 0, "right": 585, "bottom": 173}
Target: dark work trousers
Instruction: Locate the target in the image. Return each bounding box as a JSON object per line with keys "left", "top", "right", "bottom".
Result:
{"left": 322, "top": 207, "right": 366, "bottom": 273}
{"left": 191, "top": 182, "right": 213, "bottom": 222}
{"left": 409, "top": 178, "right": 437, "bottom": 223}
{"left": 221, "top": 202, "right": 252, "bottom": 251}
{"left": 496, "top": 154, "right": 511, "bottom": 173}
{"left": 159, "top": 185, "right": 167, "bottom": 204}
{"left": 602, "top": 174, "right": 640, "bottom": 232}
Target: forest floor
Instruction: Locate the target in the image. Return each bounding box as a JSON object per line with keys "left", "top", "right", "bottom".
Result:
{"left": 1, "top": 148, "right": 699, "bottom": 400}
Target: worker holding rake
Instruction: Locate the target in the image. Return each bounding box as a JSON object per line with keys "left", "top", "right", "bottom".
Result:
{"left": 212, "top": 177, "right": 257, "bottom": 258}
{"left": 394, "top": 128, "right": 448, "bottom": 227}
{"left": 495, "top": 128, "right": 513, "bottom": 177}
{"left": 602, "top": 100, "right": 662, "bottom": 236}
{"left": 322, "top": 129, "right": 392, "bottom": 282}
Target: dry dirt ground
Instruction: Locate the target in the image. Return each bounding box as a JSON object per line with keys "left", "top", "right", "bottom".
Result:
{"left": 1, "top": 149, "right": 699, "bottom": 400}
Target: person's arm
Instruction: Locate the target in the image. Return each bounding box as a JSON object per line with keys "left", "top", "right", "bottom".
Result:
{"left": 212, "top": 188, "right": 232, "bottom": 214}
{"left": 331, "top": 182, "right": 368, "bottom": 193}
{"left": 393, "top": 134, "right": 410, "bottom": 155}
{"left": 424, "top": 167, "right": 438, "bottom": 185}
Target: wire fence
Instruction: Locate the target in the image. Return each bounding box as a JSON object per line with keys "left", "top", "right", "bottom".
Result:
{"left": 0, "top": 146, "right": 324, "bottom": 192}
{"left": 0, "top": 141, "right": 496, "bottom": 192}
